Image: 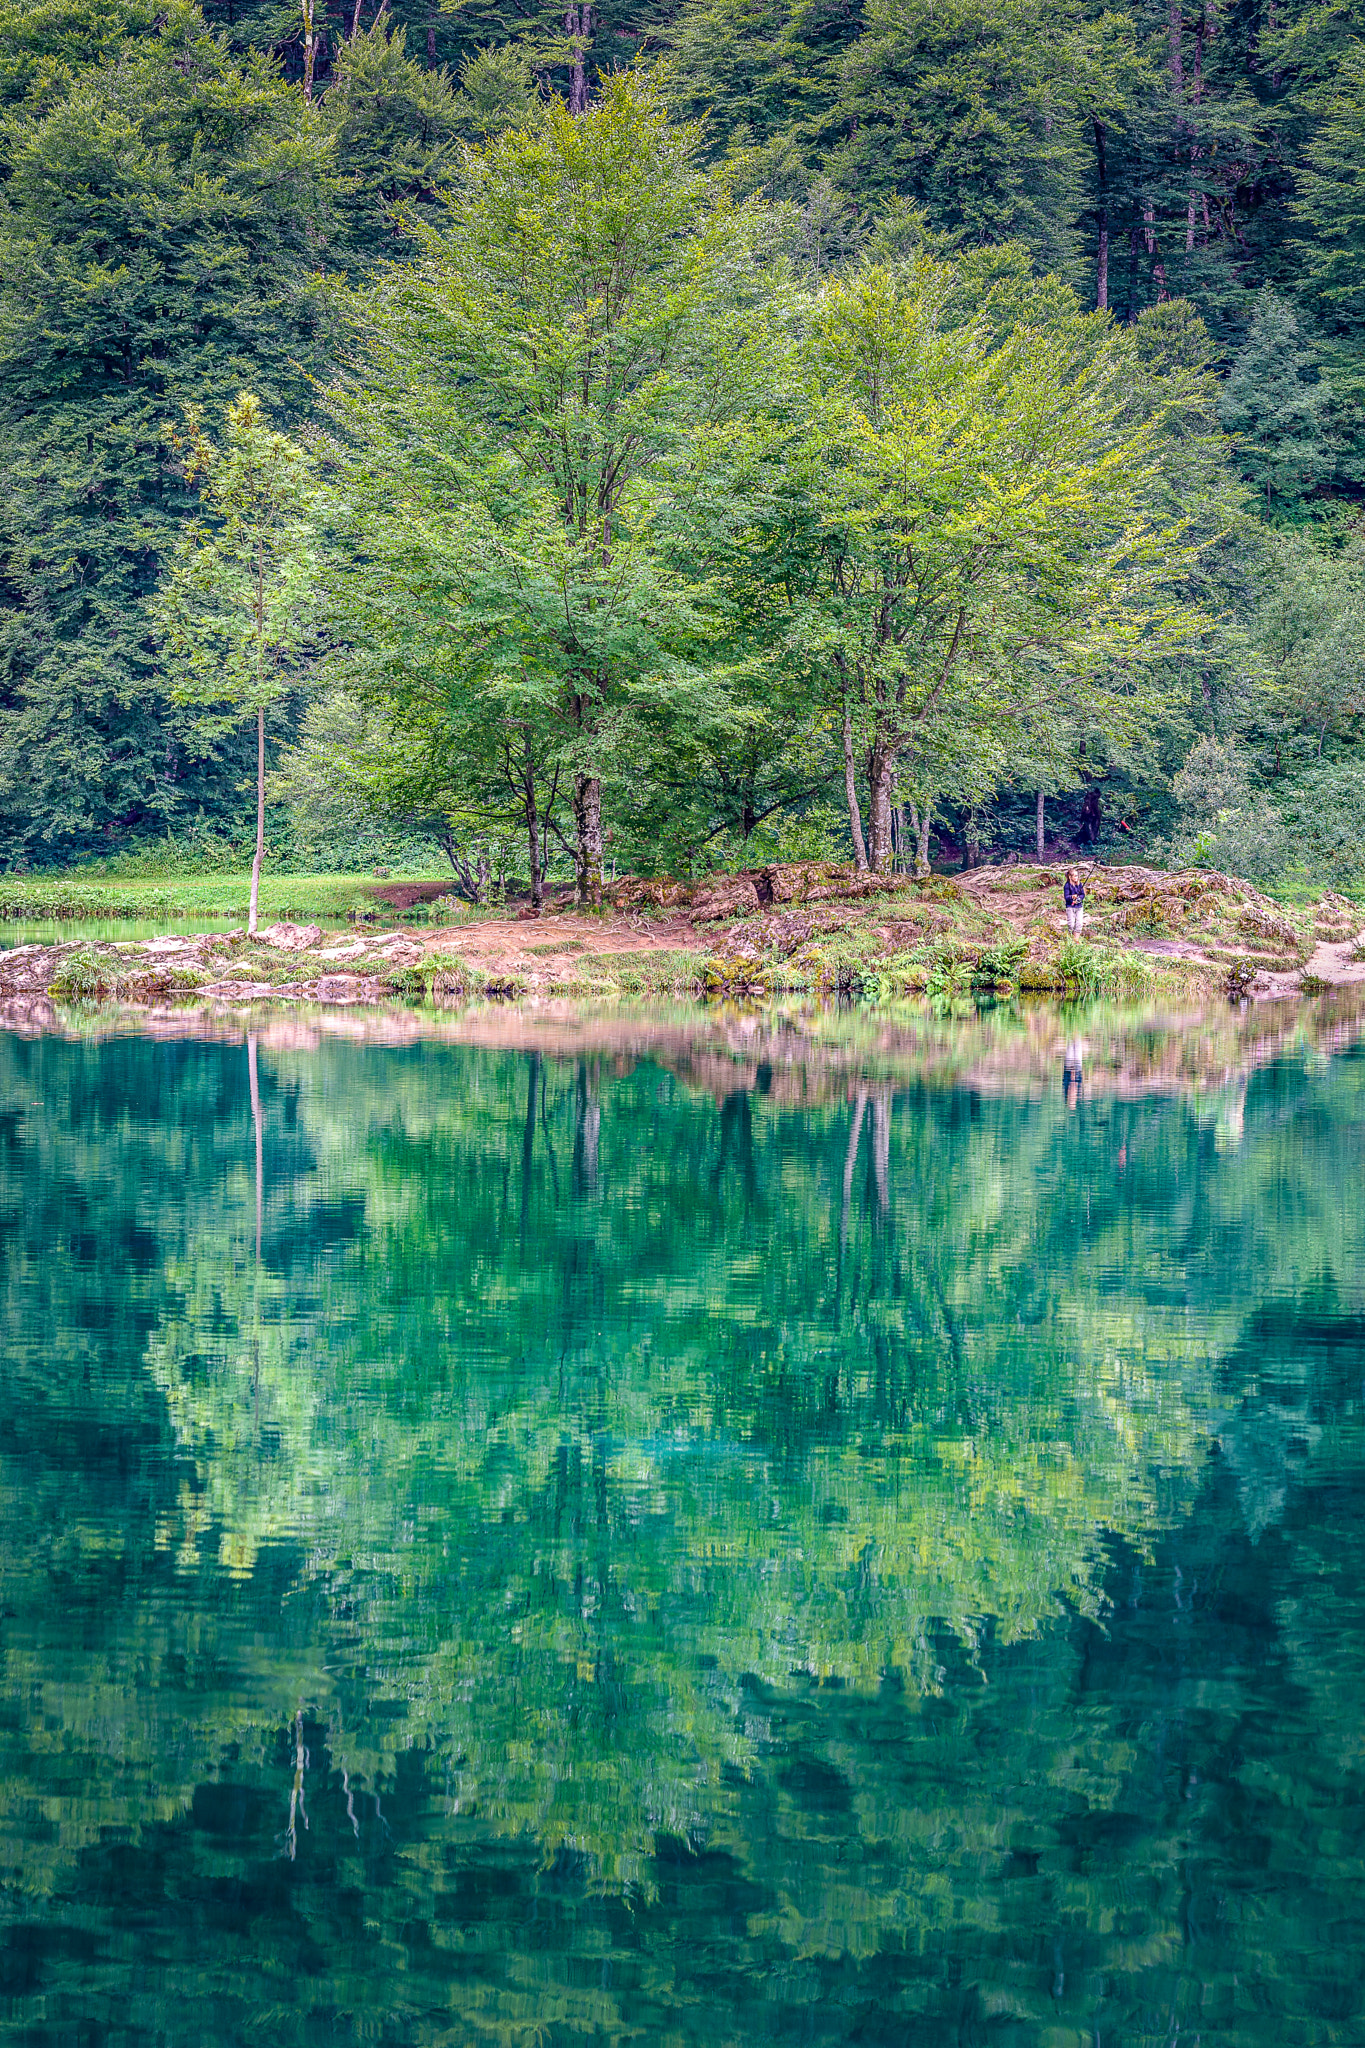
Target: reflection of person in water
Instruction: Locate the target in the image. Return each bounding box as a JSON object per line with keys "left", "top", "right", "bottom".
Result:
{"left": 1062, "top": 1037, "right": 1084, "bottom": 1109}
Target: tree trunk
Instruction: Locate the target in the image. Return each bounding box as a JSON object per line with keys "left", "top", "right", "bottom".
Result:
{"left": 905, "top": 802, "right": 932, "bottom": 878}
{"left": 842, "top": 688, "right": 869, "bottom": 872}
{"left": 249, "top": 705, "right": 264, "bottom": 936}
{"left": 1036, "top": 789, "right": 1045, "bottom": 862}
{"left": 302, "top": 0, "right": 318, "bottom": 100}
{"left": 1094, "top": 119, "right": 1109, "bottom": 310}
{"left": 566, "top": 0, "right": 592, "bottom": 114}
{"left": 524, "top": 730, "right": 542, "bottom": 912}
{"left": 866, "top": 748, "right": 896, "bottom": 873}
{"left": 573, "top": 772, "right": 603, "bottom": 906}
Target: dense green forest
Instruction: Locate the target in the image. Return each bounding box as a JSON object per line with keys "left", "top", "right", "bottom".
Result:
{"left": 1, "top": 0, "right": 1363, "bottom": 896}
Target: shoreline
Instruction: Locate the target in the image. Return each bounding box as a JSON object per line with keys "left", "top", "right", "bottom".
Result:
{"left": 0, "top": 860, "right": 1359, "bottom": 1014}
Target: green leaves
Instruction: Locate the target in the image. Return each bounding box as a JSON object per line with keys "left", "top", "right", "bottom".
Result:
{"left": 761, "top": 255, "right": 1194, "bottom": 865}
{"left": 1218, "top": 288, "right": 1335, "bottom": 510}
{"left": 0, "top": 9, "right": 340, "bottom": 859}
{"left": 158, "top": 392, "right": 324, "bottom": 717}
{"left": 330, "top": 69, "right": 770, "bottom": 896}
{"left": 1289, "top": 41, "right": 1365, "bottom": 335}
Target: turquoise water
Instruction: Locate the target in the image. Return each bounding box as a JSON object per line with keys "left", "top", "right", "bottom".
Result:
{"left": 2, "top": 1013, "right": 1365, "bottom": 2042}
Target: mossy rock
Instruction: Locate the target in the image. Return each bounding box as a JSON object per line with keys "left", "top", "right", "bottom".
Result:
{"left": 1018, "top": 961, "right": 1065, "bottom": 992}
{"left": 704, "top": 956, "right": 769, "bottom": 997}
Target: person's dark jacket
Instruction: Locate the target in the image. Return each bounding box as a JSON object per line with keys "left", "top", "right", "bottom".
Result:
{"left": 1063, "top": 878, "right": 1085, "bottom": 909}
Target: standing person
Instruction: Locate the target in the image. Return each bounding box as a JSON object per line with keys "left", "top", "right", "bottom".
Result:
{"left": 1063, "top": 868, "right": 1086, "bottom": 937}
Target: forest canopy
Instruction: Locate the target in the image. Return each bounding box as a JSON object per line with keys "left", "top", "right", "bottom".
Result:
{"left": 0, "top": 0, "right": 1362, "bottom": 892}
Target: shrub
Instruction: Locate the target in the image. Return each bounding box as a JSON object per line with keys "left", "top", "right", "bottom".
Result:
{"left": 47, "top": 949, "right": 115, "bottom": 998}
{"left": 972, "top": 935, "right": 1029, "bottom": 984}
{"left": 1056, "top": 937, "right": 1109, "bottom": 997}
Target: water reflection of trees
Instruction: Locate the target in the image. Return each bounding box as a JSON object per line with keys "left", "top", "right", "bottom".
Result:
{"left": 3, "top": 1028, "right": 1365, "bottom": 2041}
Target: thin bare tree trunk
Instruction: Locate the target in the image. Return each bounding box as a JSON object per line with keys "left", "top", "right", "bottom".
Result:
{"left": 249, "top": 706, "right": 264, "bottom": 936}
{"left": 573, "top": 772, "right": 603, "bottom": 906}
{"left": 905, "top": 802, "right": 932, "bottom": 878}
{"left": 523, "top": 730, "right": 542, "bottom": 912}
{"left": 1036, "top": 789, "right": 1046, "bottom": 862}
{"left": 842, "top": 688, "right": 869, "bottom": 872}
{"left": 302, "top": 0, "right": 318, "bottom": 100}
{"left": 1097, "top": 220, "right": 1109, "bottom": 310}
{"left": 1094, "top": 119, "right": 1109, "bottom": 310}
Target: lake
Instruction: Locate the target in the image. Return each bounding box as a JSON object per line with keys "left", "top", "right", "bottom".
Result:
{"left": 2, "top": 1000, "right": 1365, "bottom": 2045}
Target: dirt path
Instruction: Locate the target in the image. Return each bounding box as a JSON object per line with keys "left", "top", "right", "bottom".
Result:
{"left": 1254, "top": 935, "right": 1365, "bottom": 998}
{"left": 424, "top": 912, "right": 699, "bottom": 967}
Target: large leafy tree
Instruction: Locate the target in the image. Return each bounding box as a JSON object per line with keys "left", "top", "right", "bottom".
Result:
{"left": 767, "top": 258, "right": 1188, "bottom": 872}
{"left": 330, "top": 68, "right": 765, "bottom": 903}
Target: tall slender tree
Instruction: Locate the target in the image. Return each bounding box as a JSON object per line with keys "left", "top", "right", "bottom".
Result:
{"left": 157, "top": 395, "right": 323, "bottom": 933}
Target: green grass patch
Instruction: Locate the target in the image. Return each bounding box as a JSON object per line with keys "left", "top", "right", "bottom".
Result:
{"left": 589, "top": 951, "right": 708, "bottom": 997}
{"left": 0, "top": 871, "right": 452, "bottom": 927}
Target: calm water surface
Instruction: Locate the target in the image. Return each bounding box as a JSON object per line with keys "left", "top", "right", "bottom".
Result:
{"left": 2, "top": 1015, "right": 1365, "bottom": 2043}
{"left": 0, "top": 917, "right": 246, "bottom": 949}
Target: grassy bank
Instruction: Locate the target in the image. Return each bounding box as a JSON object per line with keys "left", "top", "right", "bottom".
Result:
{"left": 0, "top": 870, "right": 454, "bottom": 927}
